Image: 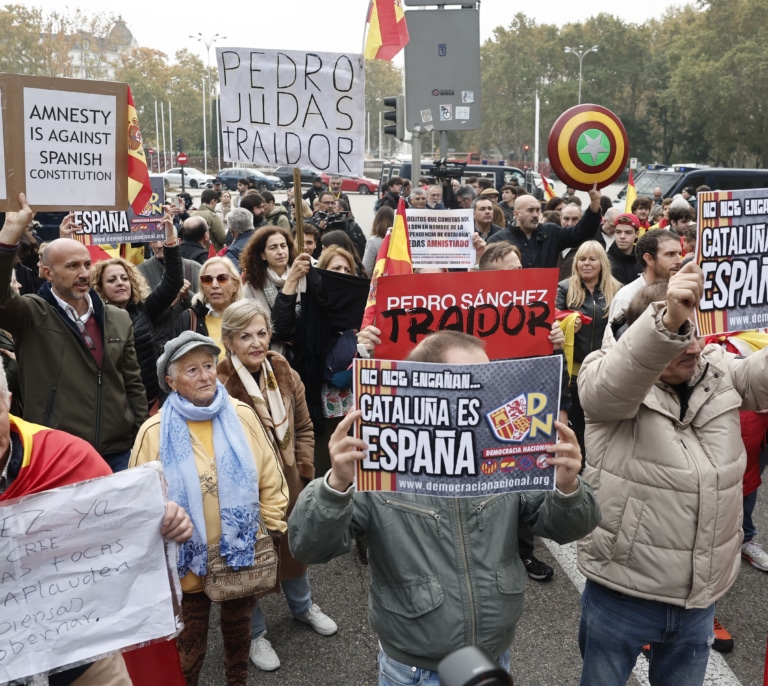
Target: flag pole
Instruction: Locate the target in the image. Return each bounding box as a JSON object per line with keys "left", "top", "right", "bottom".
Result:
{"left": 362, "top": 1, "right": 373, "bottom": 55}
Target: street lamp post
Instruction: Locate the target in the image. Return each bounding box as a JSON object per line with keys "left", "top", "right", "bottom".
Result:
{"left": 189, "top": 32, "right": 226, "bottom": 174}
{"left": 564, "top": 44, "right": 598, "bottom": 105}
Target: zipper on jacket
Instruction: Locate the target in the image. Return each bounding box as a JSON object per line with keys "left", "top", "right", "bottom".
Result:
{"left": 454, "top": 499, "right": 477, "bottom": 645}
{"left": 94, "top": 369, "right": 103, "bottom": 450}
{"left": 43, "top": 387, "right": 58, "bottom": 426}
{"left": 382, "top": 498, "right": 441, "bottom": 521}
{"left": 475, "top": 494, "right": 506, "bottom": 530}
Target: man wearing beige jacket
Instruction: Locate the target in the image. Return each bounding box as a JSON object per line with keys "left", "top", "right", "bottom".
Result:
{"left": 576, "top": 262, "right": 768, "bottom": 685}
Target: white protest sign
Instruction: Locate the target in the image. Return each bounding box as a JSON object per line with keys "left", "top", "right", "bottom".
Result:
{"left": 24, "top": 87, "right": 118, "bottom": 207}
{"left": 217, "top": 48, "right": 365, "bottom": 177}
{"left": 0, "top": 463, "right": 179, "bottom": 683}
{"left": 406, "top": 209, "right": 476, "bottom": 269}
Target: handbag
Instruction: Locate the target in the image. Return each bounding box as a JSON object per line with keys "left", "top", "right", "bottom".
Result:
{"left": 201, "top": 519, "right": 278, "bottom": 602}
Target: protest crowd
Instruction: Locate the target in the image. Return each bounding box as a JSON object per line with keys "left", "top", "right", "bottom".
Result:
{"left": 2, "top": 162, "right": 768, "bottom": 686}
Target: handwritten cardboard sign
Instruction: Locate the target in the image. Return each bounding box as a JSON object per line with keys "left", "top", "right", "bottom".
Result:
{"left": 0, "top": 73, "right": 128, "bottom": 211}
{"left": 406, "top": 208, "right": 476, "bottom": 269}
{"left": 373, "top": 269, "right": 557, "bottom": 361}
{"left": 696, "top": 188, "right": 768, "bottom": 335}
{"left": 217, "top": 48, "right": 365, "bottom": 176}
{"left": 354, "top": 356, "right": 562, "bottom": 496}
{"left": 0, "top": 464, "right": 179, "bottom": 682}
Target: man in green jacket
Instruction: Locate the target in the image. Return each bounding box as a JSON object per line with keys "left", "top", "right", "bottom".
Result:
{"left": 0, "top": 193, "right": 147, "bottom": 471}
{"left": 289, "top": 330, "right": 600, "bottom": 684}
{"left": 193, "top": 188, "right": 226, "bottom": 252}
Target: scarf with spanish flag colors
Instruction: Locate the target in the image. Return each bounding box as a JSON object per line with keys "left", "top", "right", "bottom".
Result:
{"left": 361, "top": 196, "right": 413, "bottom": 329}
{"left": 0, "top": 416, "right": 111, "bottom": 502}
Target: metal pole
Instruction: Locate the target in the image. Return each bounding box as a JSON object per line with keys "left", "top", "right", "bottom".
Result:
{"left": 168, "top": 101, "right": 173, "bottom": 173}
{"left": 411, "top": 131, "right": 421, "bottom": 188}
{"left": 161, "top": 102, "right": 167, "bottom": 172}
{"left": 439, "top": 131, "right": 448, "bottom": 160}
{"left": 378, "top": 111, "right": 382, "bottom": 159}
{"left": 534, "top": 91, "right": 540, "bottom": 171}
{"left": 202, "top": 78, "right": 208, "bottom": 174}
{"left": 367, "top": 111, "right": 370, "bottom": 156}
{"left": 154, "top": 100, "right": 160, "bottom": 173}
{"left": 578, "top": 56, "right": 583, "bottom": 105}
{"left": 216, "top": 93, "right": 221, "bottom": 170}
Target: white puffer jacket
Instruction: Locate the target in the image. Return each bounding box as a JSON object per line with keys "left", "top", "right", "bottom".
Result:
{"left": 577, "top": 303, "right": 768, "bottom": 608}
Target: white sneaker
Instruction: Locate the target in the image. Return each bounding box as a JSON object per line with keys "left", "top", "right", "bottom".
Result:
{"left": 294, "top": 603, "right": 338, "bottom": 636}
{"left": 742, "top": 540, "right": 768, "bottom": 572}
{"left": 249, "top": 634, "right": 280, "bottom": 671}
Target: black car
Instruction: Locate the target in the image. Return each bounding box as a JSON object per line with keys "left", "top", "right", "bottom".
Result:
{"left": 216, "top": 168, "right": 285, "bottom": 192}
{"left": 272, "top": 166, "right": 320, "bottom": 188}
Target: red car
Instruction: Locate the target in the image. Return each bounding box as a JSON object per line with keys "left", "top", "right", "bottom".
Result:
{"left": 319, "top": 173, "right": 379, "bottom": 195}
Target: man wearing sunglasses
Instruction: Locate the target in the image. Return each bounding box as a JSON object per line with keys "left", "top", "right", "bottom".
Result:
{"left": 0, "top": 194, "right": 148, "bottom": 472}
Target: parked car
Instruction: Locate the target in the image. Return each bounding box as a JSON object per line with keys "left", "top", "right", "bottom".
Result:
{"left": 272, "top": 166, "right": 320, "bottom": 188}
{"left": 161, "top": 167, "right": 215, "bottom": 189}
{"left": 319, "top": 173, "right": 379, "bottom": 195}
{"left": 216, "top": 167, "right": 284, "bottom": 192}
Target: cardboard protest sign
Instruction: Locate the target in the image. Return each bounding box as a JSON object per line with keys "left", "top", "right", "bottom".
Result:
{"left": 217, "top": 48, "right": 365, "bottom": 176}
{"left": 73, "top": 175, "right": 166, "bottom": 246}
{"left": 0, "top": 73, "right": 128, "bottom": 211}
{"left": 0, "top": 464, "right": 180, "bottom": 682}
{"left": 696, "top": 188, "right": 768, "bottom": 335}
{"left": 406, "top": 209, "right": 475, "bottom": 269}
{"left": 354, "top": 355, "right": 562, "bottom": 496}
{"left": 373, "top": 269, "right": 557, "bottom": 360}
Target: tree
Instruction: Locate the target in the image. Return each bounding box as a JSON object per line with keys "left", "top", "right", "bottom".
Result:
{"left": 364, "top": 59, "right": 403, "bottom": 157}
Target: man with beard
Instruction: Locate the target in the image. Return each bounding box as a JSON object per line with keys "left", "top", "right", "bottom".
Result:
{"left": 0, "top": 194, "right": 147, "bottom": 471}
{"left": 608, "top": 228, "right": 682, "bottom": 320}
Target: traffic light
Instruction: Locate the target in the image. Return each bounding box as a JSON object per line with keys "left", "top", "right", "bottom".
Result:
{"left": 383, "top": 95, "right": 405, "bottom": 141}
{"left": 176, "top": 138, "right": 184, "bottom": 153}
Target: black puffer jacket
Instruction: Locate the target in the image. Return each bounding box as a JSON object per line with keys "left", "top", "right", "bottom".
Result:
{"left": 555, "top": 279, "right": 610, "bottom": 371}
{"left": 126, "top": 243, "right": 183, "bottom": 403}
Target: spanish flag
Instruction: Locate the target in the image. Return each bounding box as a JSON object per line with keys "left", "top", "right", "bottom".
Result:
{"left": 624, "top": 168, "right": 637, "bottom": 214}
{"left": 126, "top": 86, "right": 153, "bottom": 215}
{"left": 364, "top": 0, "right": 410, "bottom": 61}
{"left": 540, "top": 174, "right": 556, "bottom": 201}
{"left": 360, "top": 197, "right": 413, "bottom": 329}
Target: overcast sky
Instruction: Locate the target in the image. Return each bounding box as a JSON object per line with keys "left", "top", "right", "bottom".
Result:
{"left": 39, "top": 0, "right": 690, "bottom": 66}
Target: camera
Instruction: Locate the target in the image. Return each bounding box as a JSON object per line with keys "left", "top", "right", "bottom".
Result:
{"left": 314, "top": 211, "right": 348, "bottom": 227}
{"left": 432, "top": 157, "right": 467, "bottom": 180}
{"left": 437, "top": 646, "right": 513, "bottom": 686}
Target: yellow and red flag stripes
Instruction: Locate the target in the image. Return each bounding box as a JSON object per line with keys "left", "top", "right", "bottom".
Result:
{"left": 364, "top": 0, "right": 410, "bottom": 61}
{"left": 360, "top": 196, "right": 413, "bottom": 329}
{"left": 624, "top": 168, "right": 637, "bottom": 214}
{"left": 126, "top": 86, "right": 152, "bottom": 215}
{"left": 540, "top": 174, "right": 556, "bottom": 201}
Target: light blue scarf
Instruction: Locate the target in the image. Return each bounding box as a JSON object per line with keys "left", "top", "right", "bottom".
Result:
{"left": 160, "top": 382, "right": 260, "bottom": 578}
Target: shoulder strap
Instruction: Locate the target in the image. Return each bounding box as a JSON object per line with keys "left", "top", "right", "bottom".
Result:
{"left": 189, "top": 308, "right": 198, "bottom": 331}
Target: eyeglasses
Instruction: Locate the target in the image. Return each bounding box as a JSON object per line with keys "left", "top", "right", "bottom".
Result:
{"left": 201, "top": 273, "right": 232, "bottom": 285}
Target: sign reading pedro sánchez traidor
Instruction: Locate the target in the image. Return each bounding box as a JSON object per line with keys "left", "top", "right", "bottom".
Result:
{"left": 353, "top": 355, "right": 562, "bottom": 497}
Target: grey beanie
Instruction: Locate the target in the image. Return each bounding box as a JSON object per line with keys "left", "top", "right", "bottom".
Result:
{"left": 157, "top": 331, "right": 220, "bottom": 393}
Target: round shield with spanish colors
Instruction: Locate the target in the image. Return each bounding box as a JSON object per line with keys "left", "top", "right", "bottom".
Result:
{"left": 548, "top": 104, "right": 629, "bottom": 191}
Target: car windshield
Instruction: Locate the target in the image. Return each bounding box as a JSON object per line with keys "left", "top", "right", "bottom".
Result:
{"left": 634, "top": 170, "right": 684, "bottom": 197}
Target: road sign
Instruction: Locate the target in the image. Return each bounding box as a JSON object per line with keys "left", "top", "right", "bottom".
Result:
{"left": 177, "top": 152, "right": 188, "bottom": 166}
{"left": 147, "top": 147, "right": 155, "bottom": 155}
{"left": 403, "top": 8, "right": 481, "bottom": 133}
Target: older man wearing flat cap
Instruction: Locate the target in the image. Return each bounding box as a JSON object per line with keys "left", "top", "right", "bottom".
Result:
{"left": 130, "top": 331, "right": 288, "bottom": 686}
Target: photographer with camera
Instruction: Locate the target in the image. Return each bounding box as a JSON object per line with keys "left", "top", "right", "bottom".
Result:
{"left": 307, "top": 192, "right": 366, "bottom": 260}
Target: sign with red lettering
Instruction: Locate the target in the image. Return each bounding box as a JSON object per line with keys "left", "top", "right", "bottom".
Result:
{"left": 176, "top": 152, "right": 188, "bottom": 165}
{"left": 373, "top": 269, "right": 557, "bottom": 360}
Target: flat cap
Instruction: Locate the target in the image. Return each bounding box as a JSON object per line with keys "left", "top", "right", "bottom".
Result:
{"left": 157, "top": 331, "right": 220, "bottom": 393}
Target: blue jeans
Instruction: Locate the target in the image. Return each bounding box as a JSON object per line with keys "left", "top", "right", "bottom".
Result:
{"left": 377, "top": 648, "right": 511, "bottom": 686}
{"left": 743, "top": 490, "right": 758, "bottom": 542}
{"left": 579, "top": 580, "right": 715, "bottom": 686}
{"left": 251, "top": 572, "right": 312, "bottom": 637}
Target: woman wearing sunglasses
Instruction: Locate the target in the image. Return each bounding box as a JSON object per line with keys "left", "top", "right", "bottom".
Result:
{"left": 174, "top": 256, "right": 243, "bottom": 357}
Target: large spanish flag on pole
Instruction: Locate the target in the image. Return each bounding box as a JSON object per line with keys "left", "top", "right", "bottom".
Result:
{"left": 364, "top": 0, "right": 410, "bottom": 61}
{"left": 361, "top": 197, "right": 413, "bottom": 329}
{"left": 126, "top": 86, "right": 153, "bottom": 215}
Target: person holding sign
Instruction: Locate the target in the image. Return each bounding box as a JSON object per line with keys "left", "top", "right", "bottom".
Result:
{"left": 576, "top": 263, "right": 768, "bottom": 685}
{"left": 0, "top": 194, "right": 147, "bottom": 471}
{"left": 218, "top": 300, "right": 337, "bottom": 672}
{"left": 130, "top": 331, "right": 289, "bottom": 686}
{"left": 289, "top": 331, "right": 600, "bottom": 685}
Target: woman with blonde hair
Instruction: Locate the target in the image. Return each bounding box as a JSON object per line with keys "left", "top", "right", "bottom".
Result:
{"left": 218, "top": 299, "right": 336, "bottom": 672}
{"left": 174, "top": 256, "right": 243, "bottom": 357}
{"left": 555, "top": 240, "right": 621, "bottom": 460}
{"left": 90, "top": 212, "right": 182, "bottom": 412}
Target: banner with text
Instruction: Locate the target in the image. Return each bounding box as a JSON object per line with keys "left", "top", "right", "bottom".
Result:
{"left": 354, "top": 355, "right": 562, "bottom": 497}
{"left": 0, "top": 74, "right": 128, "bottom": 211}
{"left": 373, "top": 269, "right": 557, "bottom": 360}
{"left": 217, "top": 48, "right": 365, "bottom": 177}
{"left": 0, "top": 464, "right": 180, "bottom": 682}
{"left": 73, "top": 176, "right": 166, "bottom": 245}
{"left": 406, "top": 208, "right": 475, "bottom": 269}
{"left": 696, "top": 188, "right": 768, "bottom": 335}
